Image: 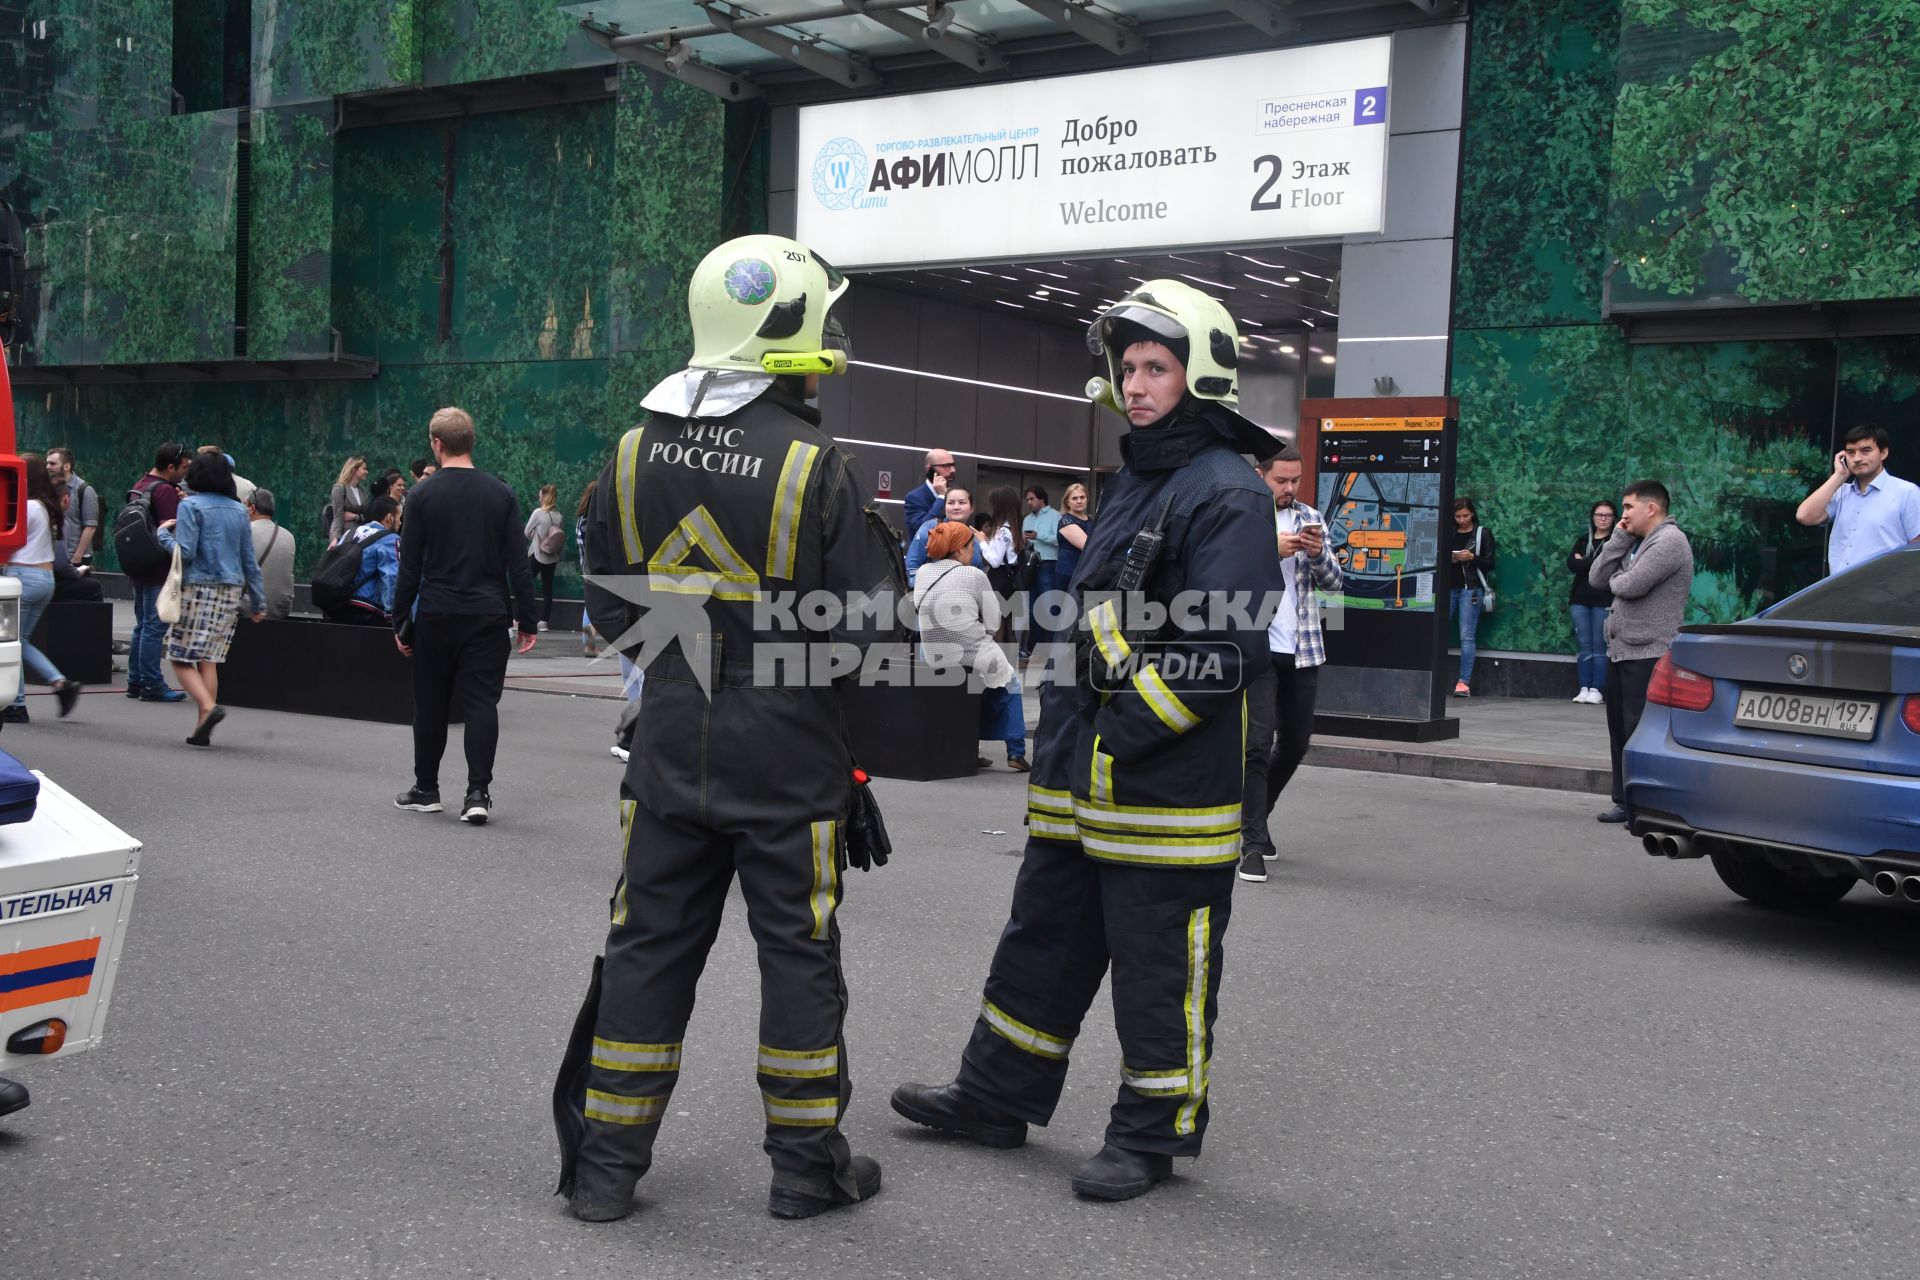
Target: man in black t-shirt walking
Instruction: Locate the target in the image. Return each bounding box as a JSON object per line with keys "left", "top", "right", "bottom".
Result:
{"left": 391, "top": 406, "right": 538, "bottom": 824}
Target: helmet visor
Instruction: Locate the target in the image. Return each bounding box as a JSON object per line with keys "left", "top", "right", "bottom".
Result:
{"left": 824, "top": 312, "right": 853, "bottom": 359}
{"left": 1087, "top": 301, "right": 1188, "bottom": 355}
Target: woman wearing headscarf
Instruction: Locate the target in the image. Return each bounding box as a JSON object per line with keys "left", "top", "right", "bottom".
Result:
{"left": 914, "top": 521, "right": 1028, "bottom": 772}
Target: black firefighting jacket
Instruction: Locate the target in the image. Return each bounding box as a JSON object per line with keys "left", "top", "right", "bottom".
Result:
{"left": 582, "top": 385, "right": 904, "bottom": 810}
{"left": 1026, "top": 404, "right": 1284, "bottom": 868}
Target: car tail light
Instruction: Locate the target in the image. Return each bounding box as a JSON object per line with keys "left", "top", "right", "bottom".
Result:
{"left": 1903, "top": 696, "right": 1920, "bottom": 735}
{"left": 1647, "top": 654, "right": 1714, "bottom": 712}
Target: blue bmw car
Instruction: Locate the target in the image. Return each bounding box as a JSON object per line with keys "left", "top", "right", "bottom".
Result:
{"left": 1623, "top": 545, "right": 1920, "bottom": 909}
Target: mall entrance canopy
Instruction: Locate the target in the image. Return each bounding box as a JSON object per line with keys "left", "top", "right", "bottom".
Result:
{"left": 564, "top": 0, "right": 1457, "bottom": 104}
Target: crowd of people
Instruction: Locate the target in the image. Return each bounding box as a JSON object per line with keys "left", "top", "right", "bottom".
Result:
{"left": 0, "top": 437, "right": 573, "bottom": 754}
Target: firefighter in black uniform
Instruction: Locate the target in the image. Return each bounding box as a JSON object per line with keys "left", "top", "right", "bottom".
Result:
{"left": 555, "top": 235, "right": 903, "bottom": 1222}
{"left": 892, "top": 281, "right": 1284, "bottom": 1200}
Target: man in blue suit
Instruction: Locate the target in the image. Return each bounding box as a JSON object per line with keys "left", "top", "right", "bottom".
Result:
{"left": 903, "top": 448, "right": 956, "bottom": 532}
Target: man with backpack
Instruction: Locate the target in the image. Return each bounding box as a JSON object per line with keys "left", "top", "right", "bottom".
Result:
{"left": 119, "top": 443, "right": 190, "bottom": 702}
{"left": 313, "top": 496, "right": 402, "bottom": 625}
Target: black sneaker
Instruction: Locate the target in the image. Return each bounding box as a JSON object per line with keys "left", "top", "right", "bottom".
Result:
{"left": 768, "top": 1154, "right": 882, "bottom": 1220}
{"left": 395, "top": 787, "right": 442, "bottom": 813}
{"left": 1596, "top": 805, "right": 1630, "bottom": 824}
{"left": 1237, "top": 849, "right": 1268, "bottom": 883}
{"left": 55, "top": 681, "right": 81, "bottom": 718}
{"left": 0, "top": 705, "right": 28, "bottom": 725}
{"left": 461, "top": 788, "right": 491, "bottom": 824}
{"left": 0, "top": 1075, "right": 28, "bottom": 1117}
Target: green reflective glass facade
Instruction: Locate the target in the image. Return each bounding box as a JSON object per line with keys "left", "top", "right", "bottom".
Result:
{"left": 4, "top": 0, "right": 723, "bottom": 584}
{"left": 1453, "top": 0, "right": 1920, "bottom": 658}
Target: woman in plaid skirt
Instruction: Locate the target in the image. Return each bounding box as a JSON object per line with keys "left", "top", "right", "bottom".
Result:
{"left": 156, "top": 452, "right": 266, "bottom": 746}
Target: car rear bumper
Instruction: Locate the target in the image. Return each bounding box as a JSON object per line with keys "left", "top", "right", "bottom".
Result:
{"left": 1625, "top": 705, "right": 1920, "bottom": 868}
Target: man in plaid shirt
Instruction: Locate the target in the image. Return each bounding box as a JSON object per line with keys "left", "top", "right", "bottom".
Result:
{"left": 1240, "top": 446, "right": 1344, "bottom": 882}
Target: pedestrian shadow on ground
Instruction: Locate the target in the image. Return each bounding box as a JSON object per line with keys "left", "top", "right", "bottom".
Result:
{"left": 1651, "top": 898, "right": 1920, "bottom": 984}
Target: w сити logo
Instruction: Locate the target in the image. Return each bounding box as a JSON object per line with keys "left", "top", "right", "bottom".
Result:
{"left": 811, "top": 136, "right": 867, "bottom": 211}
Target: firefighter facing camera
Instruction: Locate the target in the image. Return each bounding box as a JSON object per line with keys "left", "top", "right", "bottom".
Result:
{"left": 555, "top": 235, "right": 903, "bottom": 1223}
{"left": 892, "top": 279, "right": 1284, "bottom": 1201}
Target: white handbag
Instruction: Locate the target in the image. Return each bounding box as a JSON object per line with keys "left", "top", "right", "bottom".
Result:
{"left": 156, "top": 545, "right": 184, "bottom": 624}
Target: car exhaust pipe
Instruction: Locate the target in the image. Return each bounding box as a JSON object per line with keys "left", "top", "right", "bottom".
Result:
{"left": 1642, "top": 833, "right": 1667, "bottom": 857}
{"left": 1663, "top": 833, "right": 1693, "bottom": 859}
{"left": 1902, "top": 877, "right": 1920, "bottom": 903}
{"left": 1872, "top": 871, "right": 1901, "bottom": 898}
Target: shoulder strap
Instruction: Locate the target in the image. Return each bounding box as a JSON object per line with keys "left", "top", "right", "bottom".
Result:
{"left": 257, "top": 525, "right": 280, "bottom": 566}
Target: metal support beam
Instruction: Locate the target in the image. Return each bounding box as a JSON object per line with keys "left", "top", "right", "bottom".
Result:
{"left": 1403, "top": 0, "right": 1447, "bottom": 14}
{"left": 1216, "top": 0, "right": 1297, "bottom": 37}
{"left": 607, "top": 0, "right": 927, "bottom": 47}
{"left": 701, "top": 3, "right": 882, "bottom": 90}
{"left": 843, "top": 0, "right": 1006, "bottom": 73}
{"left": 582, "top": 24, "right": 762, "bottom": 100}
{"left": 1008, "top": 0, "right": 1141, "bottom": 57}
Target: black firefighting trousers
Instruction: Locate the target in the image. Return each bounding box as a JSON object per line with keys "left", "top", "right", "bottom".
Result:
{"left": 956, "top": 835, "right": 1235, "bottom": 1156}
{"left": 556, "top": 676, "right": 859, "bottom": 1204}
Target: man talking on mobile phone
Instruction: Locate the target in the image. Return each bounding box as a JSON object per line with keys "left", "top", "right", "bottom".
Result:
{"left": 904, "top": 448, "right": 958, "bottom": 531}
{"left": 1794, "top": 424, "right": 1920, "bottom": 577}
{"left": 1238, "top": 446, "right": 1343, "bottom": 883}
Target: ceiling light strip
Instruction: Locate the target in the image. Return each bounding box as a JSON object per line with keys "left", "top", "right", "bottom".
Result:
{"left": 1336, "top": 335, "right": 1449, "bottom": 343}
{"left": 848, "top": 360, "right": 1089, "bottom": 403}
{"left": 835, "top": 436, "right": 1093, "bottom": 475}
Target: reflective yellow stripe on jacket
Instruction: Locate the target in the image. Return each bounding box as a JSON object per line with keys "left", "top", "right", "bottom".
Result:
{"left": 615, "top": 426, "right": 646, "bottom": 563}
{"left": 766, "top": 441, "right": 821, "bottom": 581}
{"left": 1131, "top": 663, "right": 1200, "bottom": 733}
{"left": 1073, "top": 796, "right": 1241, "bottom": 867}
{"left": 1088, "top": 598, "right": 1130, "bottom": 668}
{"left": 649, "top": 504, "right": 761, "bottom": 601}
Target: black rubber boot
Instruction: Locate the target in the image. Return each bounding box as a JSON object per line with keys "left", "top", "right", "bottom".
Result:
{"left": 0, "top": 1075, "right": 28, "bottom": 1117}
{"left": 1070, "top": 1143, "right": 1173, "bottom": 1201}
{"left": 568, "top": 1183, "right": 637, "bottom": 1223}
{"left": 889, "top": 1081, "right": 1028, "bottom": 1149}
{"left": 768, "top": 1154, "right": 882, "bottom": 1220}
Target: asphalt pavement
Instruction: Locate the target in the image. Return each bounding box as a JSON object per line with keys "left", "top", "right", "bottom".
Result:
{"left": 3, "top": 682, "right": 1917, "bottom": 1279}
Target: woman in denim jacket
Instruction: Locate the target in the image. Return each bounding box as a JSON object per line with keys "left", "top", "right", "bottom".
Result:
{"left": 157, "top": 452, "right": 265, "bottom": 746}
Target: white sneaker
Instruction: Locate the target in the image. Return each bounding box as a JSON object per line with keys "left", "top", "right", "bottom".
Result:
{"left": 1572, "top": 689, "right": 1589, "bottom": 703}
{"left": 610, "top": 744, "right": 630, "bottom": 763}
{"left": 1582, "top": 688, "right": 1603, "bottom": 704}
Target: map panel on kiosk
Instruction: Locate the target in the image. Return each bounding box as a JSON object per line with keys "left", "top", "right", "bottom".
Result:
{"left": 1316, "top": 417, "right": 1447, "bottom": 615}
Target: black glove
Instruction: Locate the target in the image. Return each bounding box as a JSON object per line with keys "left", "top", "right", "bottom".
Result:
{"left": 845, "top": 767, "right": 891, "bottom": 871}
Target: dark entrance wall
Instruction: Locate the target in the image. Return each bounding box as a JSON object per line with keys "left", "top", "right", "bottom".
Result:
{"left": 815, "top": 282, "right": 1101, "bottom": 523}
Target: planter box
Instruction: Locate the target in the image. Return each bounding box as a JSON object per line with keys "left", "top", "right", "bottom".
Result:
{"left": 28, "top": 601, "right": 113, "bottom": 685}
{"left": 217, "top": 615, "right": 457, "bottom": 725}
